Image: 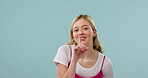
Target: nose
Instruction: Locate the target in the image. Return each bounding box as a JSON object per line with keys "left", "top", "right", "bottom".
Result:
{"left": 78, "top": 29, "right": 84, "bottom": 35}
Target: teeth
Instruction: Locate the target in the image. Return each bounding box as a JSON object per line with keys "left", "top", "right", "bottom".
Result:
{"left": 80, "top": 37, "right": 86, "bottom": 39}
{"left": 79, "top": 36, "right": 86, "bottom": 39}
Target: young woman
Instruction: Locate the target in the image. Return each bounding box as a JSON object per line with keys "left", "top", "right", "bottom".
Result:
{"left": 53, "top": 15, "right": 114, "bottom": 78}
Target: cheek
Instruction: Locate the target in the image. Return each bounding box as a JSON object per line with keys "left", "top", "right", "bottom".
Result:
{"left": 73, "top": 33, "right": 77, "bottom": 38}
{"left": 85, "top": 31, "right": 93, "bottom": 36}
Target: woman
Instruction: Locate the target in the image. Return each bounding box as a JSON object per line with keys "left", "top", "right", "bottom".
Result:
{"left": 53, "top": 14, "right": 114, "bottom": 78}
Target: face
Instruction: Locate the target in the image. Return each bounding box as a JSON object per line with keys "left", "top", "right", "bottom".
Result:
{"left": 73, "top": 18, "right": 96, "bottom": 45}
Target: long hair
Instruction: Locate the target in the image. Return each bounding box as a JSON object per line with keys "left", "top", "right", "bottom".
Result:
{"left": 67, "top": 14, "right": 103, "bottom": 53}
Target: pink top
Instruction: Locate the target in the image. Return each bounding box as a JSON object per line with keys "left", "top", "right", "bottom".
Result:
{"left": 68, "top": 46, "right": 106, "bottom": 78}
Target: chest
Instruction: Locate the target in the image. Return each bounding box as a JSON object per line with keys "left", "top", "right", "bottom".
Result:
{"left": 78, "top": 59, "right": 97, "bottom": 68}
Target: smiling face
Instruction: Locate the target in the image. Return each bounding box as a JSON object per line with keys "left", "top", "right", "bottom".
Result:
{"left": 67, "top": 15, "right": 103, "bottom": 53}
{"left": 73, "top": 18, "right": 96, "bottom": 46}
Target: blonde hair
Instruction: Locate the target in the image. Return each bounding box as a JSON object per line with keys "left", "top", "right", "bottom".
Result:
{"left": 67, "top": 14, "right": 103, "bottom": 53}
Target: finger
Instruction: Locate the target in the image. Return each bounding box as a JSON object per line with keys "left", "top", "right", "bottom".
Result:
{"left": 79, "top": 43, "right": 89, "bottom": 51}
{"left": 75, "top": 46, "right": 83, "bottom": 51}
{"left": 80, "top": 44, "right": 87, "bottom": 49}
{"left": 82, "top": 47, "right": 89, "bottom": 52}
{"left": 74, "top": 46, "right": 82, "bottom": 54}
{"left": 78, "top": 38, "right": 81, "bottom": 44}
{"left": 78, "top": 45, "right": 86, "bottom": 52}
{"left": 74, "top": 45, "right": 84, "bottom": 53}
{"left": 74, "top": 46, "right": 79, "bottom": 51}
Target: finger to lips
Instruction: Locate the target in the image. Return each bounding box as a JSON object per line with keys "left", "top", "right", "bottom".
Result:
{"left": 78, "top": 38, "right": 81, "bottom": 45}
{"left": 79, "top": 39, "right": 88, "bottom": 51}
{"left": 78, "top": 38, "right": 85, "bottom": 51}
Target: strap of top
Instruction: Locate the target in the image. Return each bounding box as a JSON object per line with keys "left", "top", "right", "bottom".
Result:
{"left": 101, "top": 56, "right": 106, "bottom": 69}
{"left": 68, "top": 45, "right": 72, "bottom": 67}
{"left": 69, "top": 45, "right": 72, "bottom": 58}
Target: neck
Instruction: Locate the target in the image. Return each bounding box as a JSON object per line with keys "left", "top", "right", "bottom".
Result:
{"left": 81, "top": 44, "right": 97, "bottom": 59}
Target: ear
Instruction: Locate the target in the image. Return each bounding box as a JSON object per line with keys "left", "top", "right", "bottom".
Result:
{"left": 93, "top": 29, "right": 97, "bottom": 36}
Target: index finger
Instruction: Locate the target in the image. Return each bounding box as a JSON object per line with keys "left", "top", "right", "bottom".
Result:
{"left": 78, "top": 38, "right": 81, "bottom": 44}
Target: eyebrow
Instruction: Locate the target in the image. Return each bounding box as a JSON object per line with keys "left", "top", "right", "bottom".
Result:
{"left": 73, "top": 25, "right": 89, "bottom": 29}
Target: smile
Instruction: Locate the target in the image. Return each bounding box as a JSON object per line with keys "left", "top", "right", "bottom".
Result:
{"left": 79, "top": 36, "right": 87, "bottom": 40}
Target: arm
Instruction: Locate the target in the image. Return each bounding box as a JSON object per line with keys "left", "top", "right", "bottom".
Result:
{"left": 103, "top": 58, "right": 114, "bottom": 78}
{"left": 56, "top": 61, "right": 77, "bottom": 78}
{"left": 56, "top": 44, "right": 88, "bottom": 78}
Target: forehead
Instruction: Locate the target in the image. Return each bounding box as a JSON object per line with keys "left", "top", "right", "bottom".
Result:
{"left": 73, "top": 18, "right": 90, "bottom": 28}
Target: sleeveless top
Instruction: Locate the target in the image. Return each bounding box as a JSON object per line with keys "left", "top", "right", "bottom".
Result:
{"left": 68, "top": 46, "right": 106, "bottom": 78}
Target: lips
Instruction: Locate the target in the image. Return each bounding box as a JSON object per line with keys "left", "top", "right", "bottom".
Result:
{"left": 79, "top": 36, "right": 87, "bottom": 40}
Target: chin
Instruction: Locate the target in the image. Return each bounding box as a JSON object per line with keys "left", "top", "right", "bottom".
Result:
{"left": 81, "top": 41, "right": 88, "bottom": 45}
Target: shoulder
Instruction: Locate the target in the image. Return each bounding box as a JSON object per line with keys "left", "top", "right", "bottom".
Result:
{"left": 57, "top": 45, "right": 69, "bottom": 55}
{"left": 99, "top": 53, "right": 112, "bottom": 66}
{"left": 58, "top": 45, "right": 75, "bottom": 49}
{"left": 57, "top": 45, "right": 70, "bottom": 52}
{"left": 58, "top": 45, "right": 69, "bottom": 49}
{"left": 99, "top": 53, "right": 114, "bottom": 77}
{"left": 58, "top": 45, "right": 74, "bottom": 52}
{"left": 53, "top": 45, "right": 73, "bottom": 66}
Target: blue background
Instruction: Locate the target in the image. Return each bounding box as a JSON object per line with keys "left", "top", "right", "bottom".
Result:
{"left": 0, "top": 0, "right": 148, "bottom": 78}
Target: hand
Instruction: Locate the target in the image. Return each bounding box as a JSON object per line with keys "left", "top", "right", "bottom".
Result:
{"left": 71, "top": 39, "right": 88, "bottom": 62}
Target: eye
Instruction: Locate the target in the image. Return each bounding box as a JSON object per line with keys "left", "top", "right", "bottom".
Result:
{"left": 84, "top": 27, "right": 88, "bottom": 30}
{"left": 73, "top": 29, "right": 78, "bottom": 32}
